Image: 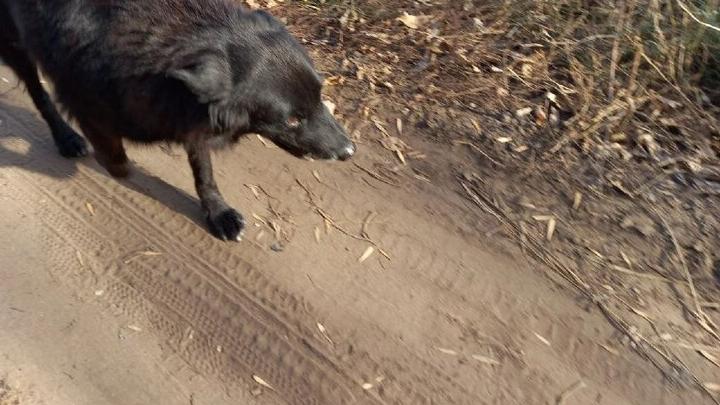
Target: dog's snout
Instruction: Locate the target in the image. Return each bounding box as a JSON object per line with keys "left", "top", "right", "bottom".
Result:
{"left": 338, "top": 143, "right": 356, "bottom": 161}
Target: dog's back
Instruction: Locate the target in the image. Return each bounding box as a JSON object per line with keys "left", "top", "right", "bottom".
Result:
{"left": 2, "top": 0, "right": 282, "bottom": 143}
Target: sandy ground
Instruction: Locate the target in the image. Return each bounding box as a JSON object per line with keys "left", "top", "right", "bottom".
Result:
{"left": 0, "top": 64, "right": 713, "bottom": 405}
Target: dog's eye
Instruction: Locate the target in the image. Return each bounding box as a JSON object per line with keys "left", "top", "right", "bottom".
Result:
{"left": 287, "top": 116, "right": 301, "bottom": 128}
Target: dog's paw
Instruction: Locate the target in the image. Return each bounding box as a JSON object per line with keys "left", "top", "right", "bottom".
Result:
{"left": 207, "top": 208, "right": 245, "bottom": 241}
{"left": 56, "top": 129, "right": 89, "bottom": 158}
{"left": 106, "top": 162, "right": 130, "bottom": 178}
{"left": 95, "top": 155, "right": 130, "bottom": 178}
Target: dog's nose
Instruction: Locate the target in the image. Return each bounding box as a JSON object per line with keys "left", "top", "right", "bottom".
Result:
{"left": 338, "top": 143, "right": 356, "bottom": 161}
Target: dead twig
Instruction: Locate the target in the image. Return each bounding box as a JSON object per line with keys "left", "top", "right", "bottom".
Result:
{"left": 352, "top": 162, "right": 400, "bottom": 187}
{"left": 453, "top": 141, "right": 503, "bottom": 166}
{"left": 460, "top": 181, "right": 587, "bottom": 289}
{"left": 676, "top": 0, "right": 720, "bottom": 32}
{"left": 548, "top": 97, "right": 648, "bottom": 153}
{"left": 361, "top": 211, "right": 377, "bottom": 239}
{"left": 653, "top": 208, "right": 720, "bottom": 342}
{"left": 607, "top": 264, "right": 688, "bottom": 285}
{"left": 122, "top": 250, "right": 162, "bottom": 265}
{"left": 556, "top": 380, "right": 586, "bottom": 405}
{"left": 296, "top": 179, "right": 390, "bottom": 260}
{"left": 461, "top": 179, "right": 719, "bottom": 402}
{"left": 641, "top": 51, "right": 719, "bottom": 132}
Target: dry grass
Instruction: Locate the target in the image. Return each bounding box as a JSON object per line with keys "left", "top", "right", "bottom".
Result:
{"left": 491, "top": 0, "right": 720, "bottom": 147}
{"left": 296, "top": 0, "right": 720, "bottom": 159}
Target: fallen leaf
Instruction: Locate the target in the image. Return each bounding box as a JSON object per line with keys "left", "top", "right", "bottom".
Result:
{"left": 471, "top": 354, "right": 500, "bottom": 366}
{"left": 704, "top": 382, "right": 720, "bottom": 392}
{"left": 246, "top": 184, "right": 261, "bottom": 199}
{"left": 253, "top": 375, "right": 274, "bottom": 391}
{"left": 546, "top": 217, "right": 556, "bottom": 241}
{"left": 358, "top": 246, "right": 375, "bottom": 263}
{"left": 396, "top": 12, "right": 431, "bottom": 30}
{"left": 572, "top": 192, "right": 582, "bottom": 210}
{"left": 323, "top": 100, "right": 336, "bottom": 115}
{"left": 395, "top": 149, "right": 406, "bottom": 165}
{"left": 437, "top": 347, "right": 458, "bottom": 356}
{"left": 600, "top": 344, "right": 619, "bottom": 355}
{"left": 256, "top": 135, "right": 276, "bottom": 148}
{"left": 534, "top": 332, "right": 551, "bottom": 346}
{"left": 699, "top": 350, "right": 720, "bottom": 368}
{"left": 516, "top": 107, "right": 533, "bottom": 118}
{"left": 317, "top": 322, "right": 333, "bottom": 345}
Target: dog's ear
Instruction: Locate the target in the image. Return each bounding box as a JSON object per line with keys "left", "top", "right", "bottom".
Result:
{"left": 169, "top": 52, "right": 231, "bottom": 104}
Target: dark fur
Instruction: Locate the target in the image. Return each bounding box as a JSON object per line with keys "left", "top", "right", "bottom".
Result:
{"left": 0, "top": 0, "right": 354, "bottom": 241}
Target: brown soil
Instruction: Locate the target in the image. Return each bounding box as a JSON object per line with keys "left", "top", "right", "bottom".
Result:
{"left": 1, "top": 1, "right": 720, "bottom": 404}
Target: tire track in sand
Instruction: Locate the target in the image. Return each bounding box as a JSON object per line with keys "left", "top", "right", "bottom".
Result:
{"left": 1, "top": 106, "right": 482, "bottom": 404}
{"left": 0, "top": 109, "right": 368, "bottom": 405}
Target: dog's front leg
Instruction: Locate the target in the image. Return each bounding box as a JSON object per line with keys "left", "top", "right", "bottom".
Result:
{"left": 185, "top": 137, "right": 245, "bottom": 241}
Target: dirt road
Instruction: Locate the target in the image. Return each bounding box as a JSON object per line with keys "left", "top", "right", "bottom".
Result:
{"left": 0, "top": 64, "right": 710, "bottom": 404}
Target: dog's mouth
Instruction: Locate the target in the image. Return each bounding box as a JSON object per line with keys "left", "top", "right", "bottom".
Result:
{"left": 302, "top": 153, "right": 337, "bottom": 161}
{"left": 271, "top": 138, "right": 341, "bottom": 161}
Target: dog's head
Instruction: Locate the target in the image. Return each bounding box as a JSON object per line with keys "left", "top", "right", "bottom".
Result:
{"left": 169, "top": 10, "right": 355, "bottom": 161}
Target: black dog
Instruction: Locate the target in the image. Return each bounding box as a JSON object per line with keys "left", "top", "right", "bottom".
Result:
{"left": 0, "top": 0, "right": 355, "bottom": 241}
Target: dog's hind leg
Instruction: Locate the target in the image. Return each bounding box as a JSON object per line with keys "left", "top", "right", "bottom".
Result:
{"left": 185, "top": 137, "right": 245, "bottom": 241}
{"left": 0, "top": 39, "right": 88, "bottom": 158}
{"left": 77, "top": 121, "right": 129, "bottom": 178}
